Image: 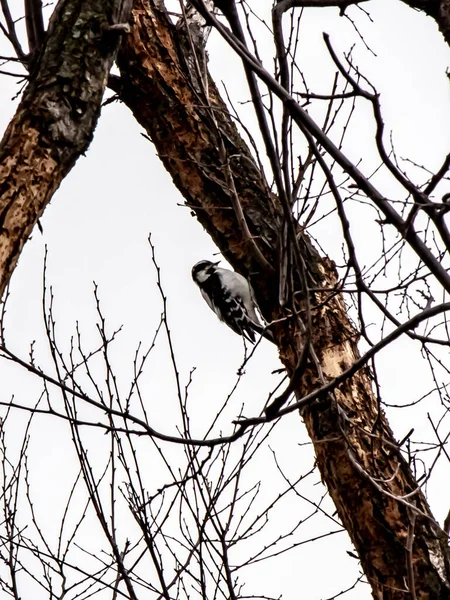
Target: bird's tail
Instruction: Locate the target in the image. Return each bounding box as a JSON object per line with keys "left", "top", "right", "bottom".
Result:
{"left": 249, "top": 319, "right": 276, "bottom": 344}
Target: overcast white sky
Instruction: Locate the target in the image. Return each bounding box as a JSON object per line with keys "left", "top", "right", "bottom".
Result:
{"left": 0, "top": 0, "right": 449, "bottom": 598}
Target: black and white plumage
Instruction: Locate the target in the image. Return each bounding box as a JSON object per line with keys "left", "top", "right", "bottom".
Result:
{"left": 192, "top": 260, "right": 273, "bottom": 343}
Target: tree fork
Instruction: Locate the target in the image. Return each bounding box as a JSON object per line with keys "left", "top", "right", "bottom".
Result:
{"left": 0, "top": 0, "right": 133, "bottom": 298}
{"left": 116, "top": 1, "right": 450, "bottom": 597}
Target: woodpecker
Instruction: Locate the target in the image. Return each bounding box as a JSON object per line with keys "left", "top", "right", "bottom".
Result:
{"left": 191, "top": 260, "right": 273, "bottom": 343}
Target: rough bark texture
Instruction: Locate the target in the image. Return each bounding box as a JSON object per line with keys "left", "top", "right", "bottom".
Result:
{"left": 0, "top": 0, "right": 133, "bottom": 298}
{"left": 116, "top": 2, "right": 450, "bottom": 598}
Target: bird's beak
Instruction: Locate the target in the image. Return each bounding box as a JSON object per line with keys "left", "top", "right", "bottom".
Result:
{"left": 213, "top": 260, "right": 221, "bottom": 266}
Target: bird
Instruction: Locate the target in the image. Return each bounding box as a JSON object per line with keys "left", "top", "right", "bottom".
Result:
{"left": 191, "top": 260, "right": 274, "bottom": 343}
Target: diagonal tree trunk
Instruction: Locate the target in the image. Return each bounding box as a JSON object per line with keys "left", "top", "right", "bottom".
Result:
{"left": 115, "top": 1, "right": 450, "bottom": 597}
{"left": 0, "top": 0, "right": 132, "bottom": 297}
{"left": 0, "top": 0, "right": 448, "bottom": 597}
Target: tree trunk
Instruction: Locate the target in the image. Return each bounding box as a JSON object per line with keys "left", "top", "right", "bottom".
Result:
{"left": 400, "top": 0, "right": 450, "bottom": 45}
{"left": 0, "top": 0, "right": 132, "bottom": 298}
{"left": 116, "top": 1, "right": 450, "bottom": 597}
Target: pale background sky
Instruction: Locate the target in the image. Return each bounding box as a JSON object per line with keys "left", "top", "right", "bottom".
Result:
{"left": 0, "top": 0, "right": 449, "bottom": 598}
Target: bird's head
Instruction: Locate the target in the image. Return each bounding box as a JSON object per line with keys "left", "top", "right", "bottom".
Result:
{"left": 191, "top": 260, "right": 220, "bottom": 284}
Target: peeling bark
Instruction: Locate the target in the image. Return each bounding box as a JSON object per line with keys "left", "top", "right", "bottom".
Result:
{"left": 117, "top": 2, "right": 450, "bottom": 597}
{"left": 0, "top": 0, "right": 133, "bottom": 298}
